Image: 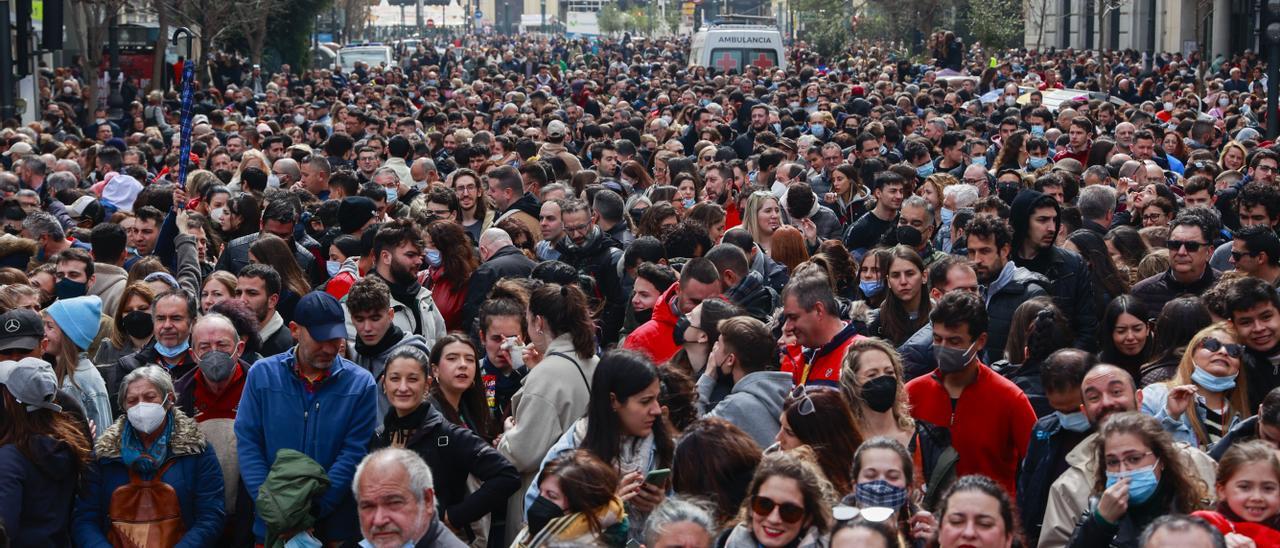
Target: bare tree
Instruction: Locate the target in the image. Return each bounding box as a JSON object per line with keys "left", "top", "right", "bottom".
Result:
{"left": 1024, "top": 0, "right": 1049, "bottom": 50}
{"left": 241, "top": 0, "right": 290, "bottom": 64}
{"left": 156, "top": 0, "right": 262, "bottom": 84}
{"left": 69, "top": 0, "right": 129, "bottom": 122}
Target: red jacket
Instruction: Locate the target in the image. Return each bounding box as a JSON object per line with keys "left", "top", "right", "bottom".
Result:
{"left": 1193, "top": 511, "right": 1280, "bottom": 545}
{"left": 429, "top": 268, "right": 467, "bottom": 333}
{"left": 906, "top": 362, "right": 1036, "bottom": 497}
{"left": 725, "top": 201, "right": 743, "bottom": 230}
{"left": 780, "top": 323, "right": 862, "bottom": 389}
{"left": 623, "top": 283, "right": 681, "bottom": 363}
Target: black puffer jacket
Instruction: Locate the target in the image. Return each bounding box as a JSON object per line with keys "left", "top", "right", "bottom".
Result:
{"left": 984, "top": 265, "right": 1051, "bottom": 364}
{"left": 556, "top": 227, "right": 625, "bottom": 345}
{"left": 1009, "top": 190, "right": 1099, "bottom": 352}
{"left": 371, "top": 403, "right": 520, "bottom": 538}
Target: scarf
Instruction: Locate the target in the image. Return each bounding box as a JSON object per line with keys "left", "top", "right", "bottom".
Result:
{"left": 376, "top": 273, "right": 425, "bottom": 332}
{"left": 121, "top": 412, "right": 173, "bottom": 477}
{"left": 355, "top": 325, "right": 405, "bottom": 359}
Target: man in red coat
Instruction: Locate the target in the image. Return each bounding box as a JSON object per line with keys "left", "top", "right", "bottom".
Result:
{"left": 624, "top": 258, "right": 722, "bottom": 364}
{"left": 906, "top": 291, "right": 1037, "bottom": 497}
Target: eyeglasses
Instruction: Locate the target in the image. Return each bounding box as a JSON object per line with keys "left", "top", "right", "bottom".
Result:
{"left": 1257, "top": 164, "right": 1278, "bottom": 174}
{"left": 1231, "top": 249, "right": 1259, "bottom": 261}
{"left": 751, "top": 496, "right": 806, "bottom": 523}
{"left": 1166, "top": 239, "right": 1207, "bottom": 253}
{"left": 1104, "top": 451, "right": 1155, "bottom": 471}
{"left": 564, "top": 223, "right": 591, "bottom": 235}
{"left": 789, "top": 384, "right": 815, "bottom": 415}
{"left": 1141, "top": 213, "right": 1167, "bottom": 222}
{"left": 1201, "top": 337, "right": 1245, "bottom": 358}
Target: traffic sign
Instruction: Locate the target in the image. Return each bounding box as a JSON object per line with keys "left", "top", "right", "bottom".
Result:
{"left": 475, "top": 9, "right": 483, "bottom": 19}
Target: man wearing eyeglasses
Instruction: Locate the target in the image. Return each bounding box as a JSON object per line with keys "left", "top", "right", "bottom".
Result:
{"left": 1247, "top": 150, "right": 1279, "bottom": 186}
{"left": 1131, "top": 213, "right": 1222, "bottom": 322}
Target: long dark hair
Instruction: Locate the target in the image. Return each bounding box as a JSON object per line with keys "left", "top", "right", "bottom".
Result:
{"left": 878, "top": 246, "right": 930, "bottom": 346}
{"left": 782, "top": 389, "right": 863, "bottom": 494}
{"left": 993, "top": 130, "right": 1027, "bottom": 172}
{"left": 672, "top": 418, "right": 762, "bottom": 525}
{"left": 1145, "top": 297, "right": 1213, "bottom": 372}
{"left": 427, "top": 334, "right": 496, "bottom": 441}
{"left": 580, "top": 350, "right": 674, "bottom": 471}
{"left": 1067, "top": 229, "right": 1130, "bottom": 312}
{"left": 426, "top": 219, "right": 478, "bottom": 287}
{"left": 528, "top": 283, "right": 597, "bottom": 360}
{"left": 249, "top": 235, "right": 310, "bottom": 296}
{"left": 1099, "top": 295, "right": 1153, "bottom": 377}
{"left": 0, "top": 388, "right": 92, "bottom": 479}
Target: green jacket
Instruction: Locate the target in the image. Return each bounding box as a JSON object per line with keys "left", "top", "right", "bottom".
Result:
{"left": 256, "top": 449, "right": 330, "bottom": 548}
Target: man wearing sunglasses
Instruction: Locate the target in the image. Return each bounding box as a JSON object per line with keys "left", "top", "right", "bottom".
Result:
{"left": 906, "top": 291, "right": 1035, "bottom": 501}
{"left": 1131, "top": 212, "right": 1222, "bottom": 322}
{"left": 1229, "top": 225, "right": 1280, "bottom": 286}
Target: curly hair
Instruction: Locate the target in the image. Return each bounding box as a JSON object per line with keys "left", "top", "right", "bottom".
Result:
{"left": 839, "top": 337, "right": 915, "bottom": 433}
{"left": 738, "top": 448, "right": 836, "bottom": 535}
{"left": 1092, "top": 412, "right": 1208, "bottom": 513}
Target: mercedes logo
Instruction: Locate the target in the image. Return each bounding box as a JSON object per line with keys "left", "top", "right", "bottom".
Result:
{"left": 3, "top": 319, "right": 19, "bottom": 333}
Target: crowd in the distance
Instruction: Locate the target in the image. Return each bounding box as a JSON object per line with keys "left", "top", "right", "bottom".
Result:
{"left": 1, "top": 29, "right": 1280, "bottom": 548}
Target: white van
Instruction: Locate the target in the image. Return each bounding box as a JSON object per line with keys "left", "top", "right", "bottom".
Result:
{"left": 690, "top": 24, "right": 786, "bottom": 73}
{"left": 335, "top": 45, "right": 394, "bottom": 70}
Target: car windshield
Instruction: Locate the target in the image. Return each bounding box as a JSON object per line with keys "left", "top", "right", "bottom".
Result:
{"left": 338, "top": 49, "right": 388, "bottom": 67}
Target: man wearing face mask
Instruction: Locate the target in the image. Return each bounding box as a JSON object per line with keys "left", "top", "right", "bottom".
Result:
{"left": 896, "top": 258, "right": 981, "bottom": 381}
{"left": 1016, "top": 349, "right": 1096, "bottom": 545}
{"left": 1037, "top": 364, "right": 1218, "bottom": 548}
{"left": 342, "top": 220, "right": 446, "bottom": 348}
{"left": 236, "top": 291, "right": 379, "bottom": 544}
{"left": 698, "top": 315, "right": 791, "bottom": 448}
{"left": 906, "top": 291, "right": 1036, "bottom": 498}
{"left": 104, "top": 290, "right": 199, "bottom": 417}
{"left": 174, "top": 313, "right": 252, "bottom": 542}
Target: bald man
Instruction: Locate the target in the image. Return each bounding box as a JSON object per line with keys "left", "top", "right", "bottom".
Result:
{"left": 176, "top": 312, "right": 250, "bottom": 520}
{"left": 460, "top": 228, "right": 537, "bottom": 332}
{"left": 1037, "top": 364, "right": 1217, "bottom": 548}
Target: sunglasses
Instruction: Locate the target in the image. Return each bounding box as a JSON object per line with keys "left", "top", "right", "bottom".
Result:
{"left": 751, "top": 496, "right": 806, "bottom": 523}
{"left": 1166, "top": 239, "right": 1207, "bottom": 253}
{"left": 1231, "top": 250, "right": 1259, "bottom": 261}
{"left": 1201, "top": 337, "right": 1244, "bottom": 358}
{"left": 789, "top": 384, "right": 816, "bottom": 415}
{"left": 832, "top": 505, "right": 895, "bottom": 523}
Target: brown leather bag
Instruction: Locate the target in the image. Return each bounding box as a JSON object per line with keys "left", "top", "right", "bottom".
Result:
{"left": 107, "top": 460, "right": 184, "bottom": 548}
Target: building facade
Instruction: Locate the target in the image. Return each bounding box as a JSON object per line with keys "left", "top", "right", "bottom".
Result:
{"left": 1024, "top": 0, "right": 1258, "bottom": 58}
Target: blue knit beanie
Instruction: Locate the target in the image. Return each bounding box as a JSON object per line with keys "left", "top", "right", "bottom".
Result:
{"left": 46, "top": 295, "right": 102, "bottom": 351}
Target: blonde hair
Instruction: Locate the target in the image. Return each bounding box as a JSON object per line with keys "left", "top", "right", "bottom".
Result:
{"left": 1168, "top": 322, "right": 1250, "bottom": 448}
{"left": 839, "top": 337, "right": 915, "bottom": 431}
{"left": 742, "top": 191, "right": 780, "bottom": 247}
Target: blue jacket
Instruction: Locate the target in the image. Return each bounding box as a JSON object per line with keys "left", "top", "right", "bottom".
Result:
{"left": 0, "top": 436, "right": 82, "bottom": 546}
{"left": 72, "top": 413, "right": 226, "bottom": 547}
{"left": 234, "top": 348, "right": 378, "bottom": 542}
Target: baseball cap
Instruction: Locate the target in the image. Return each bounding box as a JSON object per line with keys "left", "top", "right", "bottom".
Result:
{"left": 3, "top": 142, "right": 33, "bottom": 157}
{"left": 292, "top": 291, "right": 347, "bottom": 341}
{"left": 546, "top": 120, "right": 567, "bottom": 139}
{"left": 0, "top": 309, "right": 43, "bottom": 353}
{"left": 0, "top": 357, "right": 63, "bottom": 412}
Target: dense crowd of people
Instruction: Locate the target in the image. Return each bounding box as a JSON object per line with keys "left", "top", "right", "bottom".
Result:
{"left": 1, "top": 29, "right": 1280, "bottom": 548}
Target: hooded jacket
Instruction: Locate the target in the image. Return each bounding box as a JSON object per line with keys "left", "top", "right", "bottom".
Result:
{"left": 495, "top": 192, "right": 544, "bottom": 242}
{"left": 1009, "top": 190, "right": 1099, "bottom": 352}
{"left": 342, "top": 274, "right": 447, "bottom": 351}
{"left": 749, "top": 246, "right": 790, "bottom": 292}
{"left": 0, "top": 435, "right": 82, "bottom": 546}
{"left": 698, "top": 370, "right": 792, "bottom": 448}
{"left": 556, "top": 227, "right": 625, "bottom": 345}
{"left": 1037, "top": 432, "right": 1218, "bottom": 548}
{"left": 623, "top": 282, "right": 682, "bottom": 364}
{"left": 984, "top": 265, "right": 1051, "bottom": 363}
{"left": 256, "top": 449, "right": 330, "bottom": 548}
{"left": 724, "top": 270, "right": 777, "bottom": 323}
{"left": 352, "top": 332, "right": 431, "bottom": 418}
{"left": 72, "top": 412, "right": 226, "bottom": 548}
{"left": 90, "top": 262, "right": 128, "bottom": 316}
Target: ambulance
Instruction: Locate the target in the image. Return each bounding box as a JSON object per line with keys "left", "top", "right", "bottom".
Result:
{"left": 689, "top": 24, "right": 787, "bottom": 73}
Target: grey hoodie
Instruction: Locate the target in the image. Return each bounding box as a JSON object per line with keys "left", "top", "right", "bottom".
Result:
{"left": 353, "top": 333, "right": 432, "bottom": 418}
{"left": 698, "top": 371, "right": 792, "bottom": 449}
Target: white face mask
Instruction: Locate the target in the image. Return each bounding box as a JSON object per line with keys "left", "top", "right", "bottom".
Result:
{"left": 267, "top": 174, "right": 281, "bottom": 189}
{"left": 127, "top": 397, "right": 168, "bottom": 434}
{"left": 210, "top": 207, "right": 226, "bottom": 224}
{"left": 1219, "top": 97, "right": 1230, "bottom": 107}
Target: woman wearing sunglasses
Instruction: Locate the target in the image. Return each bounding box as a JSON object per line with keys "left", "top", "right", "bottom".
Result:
{"left": 1139, "top": 323, "right": 1252, "bottom": 450}
{"left": 723, "top": 450, "right": 833, "bottom": 548}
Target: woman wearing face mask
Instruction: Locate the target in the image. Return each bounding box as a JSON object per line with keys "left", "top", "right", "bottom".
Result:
{"left": 43, "top": 295, "right": 113, "bottom": 438}
{"left": 838, "top": 339, "right": 915, "bottom": 449}
{"left": 843, "top": 437, "right": 937, "bottom": 547}
{"left": 722, "top": 449, "right": 834, "bottom": 548}
{"left": 95, "top": 282, "right": 156, "bottom": 366}
{"left": 1067, "top": 412, "right": 1209, "bottom": 548}
{"left": 514, "top": 450, "right": 629, "bottom": 547}
{"left": 1140, "top": 323, "right": 1251, "bottom": 450}
{"left": 424, "top": 220, "right": 477, "bottom": 332}
{"left": 855, "top": 248, "right": 890, "bottom": 308}
{"left": 71, "top": 366, "right": 225, "bottom": 546}
{"left": 674, "top": 173, "right": 702, "bottom": 214}
{"left": 525, "top": 350, "right": 674, "bottom": 540}
{"left": 371, "top": 346, "right": 520, "bottom": 544}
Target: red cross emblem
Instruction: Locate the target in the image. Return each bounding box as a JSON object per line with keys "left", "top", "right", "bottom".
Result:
{"left": 715, "top": 52, "right": 738, "bottom": 72}
{"left": 752, "top": 53, "right": 774, "bottom": 68}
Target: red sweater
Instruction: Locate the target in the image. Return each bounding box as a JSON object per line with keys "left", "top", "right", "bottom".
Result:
{"left": 906, "top": 362, "right": 1036, "bottom": 497}
{"left": 623, "top": 283, "right": 681, "bottom": 364}
{"left": 1192, "top": 511, "right": 1280, "bottom": 545}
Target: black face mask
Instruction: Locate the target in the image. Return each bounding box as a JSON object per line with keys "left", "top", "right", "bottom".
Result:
{"left": 895, "top": 225, "right": 923, "bottom": 248}
{"left": 861, "top": 375, "right": 898, "bottom": 413}
{"left": 672, "top": 316, "right": 690, "bottom": 347}
{"left": 634, "top": 308, "right": 653, "bottom": 327}
{"left": 526, "top": 495, "right": 564, "bottom": 537}
{"left": 120, "top": 310, "right": 154, "bottom": 340}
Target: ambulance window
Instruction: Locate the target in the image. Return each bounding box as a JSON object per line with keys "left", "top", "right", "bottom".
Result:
{"left": 709, "top": 49, "right": 743, "bottom": 72}
{"left": 748, "top": 50, "right": 778, "bottom": 69}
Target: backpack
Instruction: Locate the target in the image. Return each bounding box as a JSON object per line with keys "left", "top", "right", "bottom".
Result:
{"left": 108, "top": 460, "right": 184, "bottom": 548}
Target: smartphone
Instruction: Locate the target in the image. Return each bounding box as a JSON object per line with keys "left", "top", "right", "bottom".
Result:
{"left": 644, "top": 468, "right": 671, "bottom": 485}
